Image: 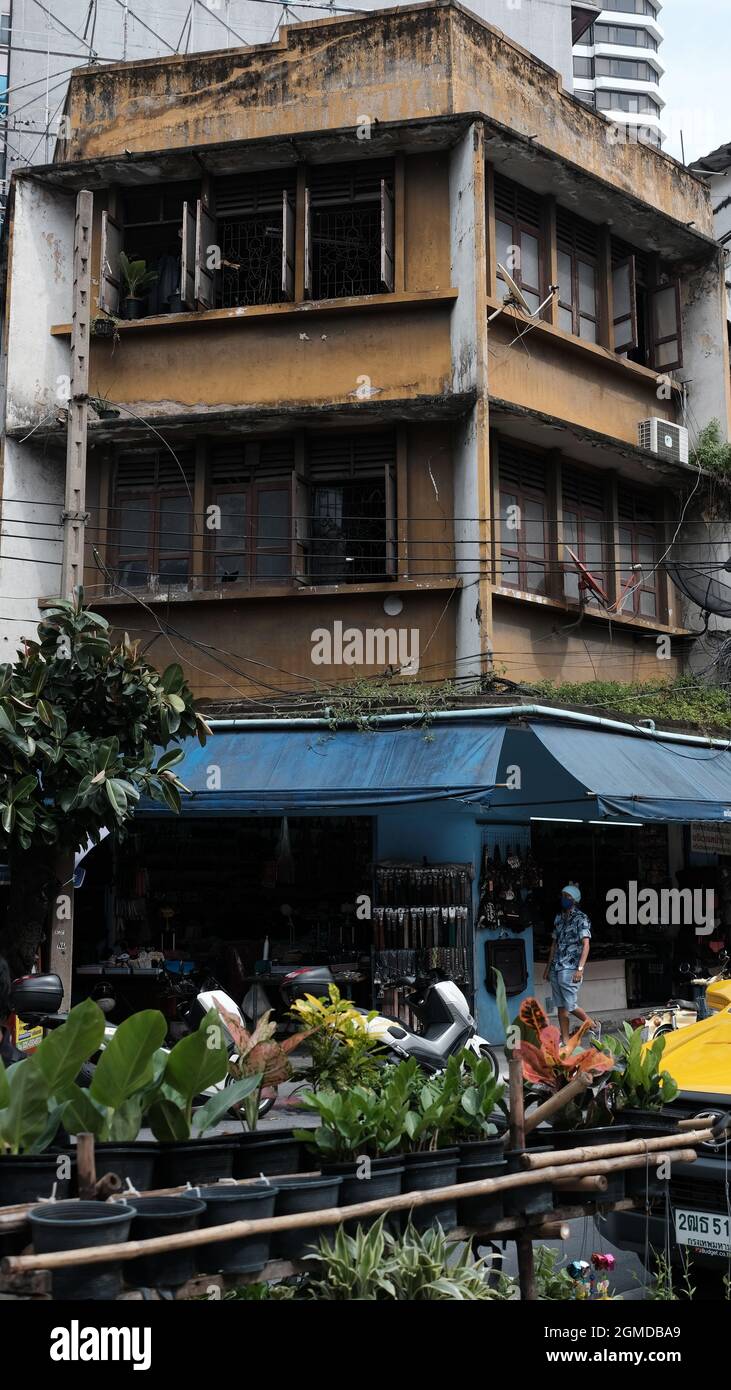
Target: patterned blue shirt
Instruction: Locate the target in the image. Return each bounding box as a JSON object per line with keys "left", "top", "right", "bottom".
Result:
{"left": 551, "top": 907, "right": 591, "bottom": 970}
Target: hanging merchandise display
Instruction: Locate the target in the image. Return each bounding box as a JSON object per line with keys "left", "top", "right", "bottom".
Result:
{"left": 476, "top": 842, "right": 543, "bottom": 933}
{"left": 372, "top": 862, "right": 475, "bottom": 1019}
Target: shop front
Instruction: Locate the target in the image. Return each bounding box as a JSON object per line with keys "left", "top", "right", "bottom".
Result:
{"left": 70, "top": 711, "right": 731, "bottom": 1044}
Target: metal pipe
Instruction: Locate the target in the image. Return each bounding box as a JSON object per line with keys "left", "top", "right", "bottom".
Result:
{"left": 206, "top": 703, "right": 731, "bottom": 750}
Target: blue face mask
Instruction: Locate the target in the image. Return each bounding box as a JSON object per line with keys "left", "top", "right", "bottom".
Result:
{"left": 561, "top": 895, "right": 575, "bottom": 911}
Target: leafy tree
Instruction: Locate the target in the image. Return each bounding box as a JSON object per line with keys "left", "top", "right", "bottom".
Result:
{"left": 0, "top": 595, "right": 207, "bottom": 977}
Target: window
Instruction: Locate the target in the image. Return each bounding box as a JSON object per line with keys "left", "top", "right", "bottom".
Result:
{"left": 562, "top": 469, "right": 607, "bottom": 604}
{"left": 497, "top": 444, "right": 548, "bottom": 595}
{"left": 573, "top": 56, "right": 595, "bottom": 78}
{"left": 611, "top": 237, "right": 683, "bottom": 371}
{"left": 212, "top": 170, "right": 296, "bottom": 308}
{"left": 616, "top": 490, "right": 660, "bottom": 618}
{"left": 209, "top": 440, "right": 293, "bottom": 584}
{"left": 112, "top": 453, "right": 194, "bottom": 588}
{"left": 305, "top": 433, "right": 395, "bottom": 583}
{"left": 305, "top": 162, "right": 394, "bottom": 301}
{"left": 493, "top": 173, "right": 544, "bottom": 313}
{"left": 596, "top": 90, "right": 660, "bottom": 116}
{"left": 603, "top": 0, "right": 657, "bottom": 15}
{"left": 118, "top": 182, "right": 201, "bottom": 316}
{"left": 575, "top": 91, "right": 596, "bottom": 108}
{"left": 0, "top": 14, "right": 10, "bottom": 47}
{"left": 556, "top": 209, "right": 600, "bottom": 343}
{"left": 595, "top": 57, "right": 655, "bottom": 81}
{"left": 594, "top": 23, "right": 658, "bottom": 49}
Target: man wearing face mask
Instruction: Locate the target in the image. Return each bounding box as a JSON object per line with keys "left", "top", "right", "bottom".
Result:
{"left": 543, "top": 883, "right": 595, "bottom": 1043}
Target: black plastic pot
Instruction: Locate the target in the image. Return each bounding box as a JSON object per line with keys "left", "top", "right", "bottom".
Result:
{"left": 126, "top": 1195, "right": 206, "bottom": 1288}
{"left": 154, "top": 1138, "right": 233, "bottom": 1189}
{"left": 94, "top": 1142, "right": 158, "bottom": 1193}
{"left": 620, "top": 1108, "right": 675, "bottom": 1134}
{"left": 272, "top": 1174, "right": 343, "bottom": 1261}
{"left": 123, "top": 297, "right": 145, "bottom": 320}
{"left": 29, "top": 1200, "right": 135, "bottom": 1301}
{"left": 620, "top": 1112, "right": 674, "bottom": 1200}
{"left": 0, "top": 1151, "right": 73, "bottom": 1209}
{"left": 503, "top": 1147, "right": 553, "bottom": 1217}
{"left": 339, "top": 1163, "right": 404, "bottom": 1235}
{"left": 551, "top": 1125, "right": 630, "bottom": 1203}
{"left": 403, "top": 1149, "right": 458, "bottom": 1233}
{"left": 457, "top": 1135, "right": 505, "bottom": 1168}
{"left": 458, "top": 1157, "right": 508, "bottom": 1229}
{"left": 232, "top": 1134, "right": 301, "bottom": 1179}
{"left": 196, "top": 1182, "right": 278, "bottom": 1275}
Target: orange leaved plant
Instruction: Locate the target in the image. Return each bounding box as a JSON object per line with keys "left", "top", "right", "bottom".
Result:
{"left": 215, "top": 1003, "right": 310, "bottom": 1131}
{"left": 515, "top": 997, "right": 613, "bottom": 1093}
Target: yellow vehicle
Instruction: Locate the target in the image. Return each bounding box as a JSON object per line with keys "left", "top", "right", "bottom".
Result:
{"left": 606, "top": 976, "right": 731, "bottom": 1276}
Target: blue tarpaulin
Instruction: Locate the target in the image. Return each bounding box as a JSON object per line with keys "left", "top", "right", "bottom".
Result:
{"left": 530, "top": 723, "right": 731, "bottom": 823}
{"left": 142, "top": 722, "right": 506, "bottom": 814}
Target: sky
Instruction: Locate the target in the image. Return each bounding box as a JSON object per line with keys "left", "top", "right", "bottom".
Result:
{"left": 660, "top": 0, "right": 729, "bottom": 163}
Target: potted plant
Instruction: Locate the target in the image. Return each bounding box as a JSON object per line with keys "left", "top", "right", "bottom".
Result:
{"left": 294, "top": 1084, "right": 405, "bottom": 1233}
{"left": 144, "top": 1007, "right": 261, "bottom": 1187}
{"left": 398, "top": 1057, "right": 462, "bottom": 1231}
{"left": 450, "top": 1050, "right": 508, "bottom": 1230}
{"left": 119, "top": 252, "right": 157, "bottom": 319}
{"left": 603, "top": 1024, "right": 679, "bottom": 1133}
{"left": 0, "top": 997, "right": 105, "bottom": 1207}
{"left": 213, "top": 1002, "right": 310, "bottom": 1178}
{"left": 289, "top": 984, "right": 384, "bottom": 1091}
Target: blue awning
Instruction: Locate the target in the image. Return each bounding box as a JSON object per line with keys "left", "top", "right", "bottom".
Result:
{"left": 142, "top": 722, "right": 506, "bottom": 814}
{"left": 530, "top": 723, "right": 731, "bottom": 823}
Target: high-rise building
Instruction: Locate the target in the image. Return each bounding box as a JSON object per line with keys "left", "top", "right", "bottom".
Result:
{"left": 0, "top": 2, "right": 598, "bottom": 216}
{"left": 571, "top": 1, "right": 665, "bottom": 147}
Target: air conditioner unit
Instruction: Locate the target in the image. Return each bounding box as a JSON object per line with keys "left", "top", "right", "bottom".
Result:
{"left": 638, "top": 418, "right": 689, "bottom": 466}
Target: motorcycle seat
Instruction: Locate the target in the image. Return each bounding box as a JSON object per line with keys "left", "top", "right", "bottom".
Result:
{"left": 668, "top": 999, "right": 697, "bottom": 1013}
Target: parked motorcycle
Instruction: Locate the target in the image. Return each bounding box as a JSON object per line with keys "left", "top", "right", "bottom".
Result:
{"left": 281, "top": 963, "right": 501, "bottom": 1078}
{"left": 641, "top": 951, "right": 731, "bottom": 1041}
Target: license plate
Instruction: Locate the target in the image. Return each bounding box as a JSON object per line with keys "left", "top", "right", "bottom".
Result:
{"left": 674, "top": 1207, "right": 731, "bottom": 1258}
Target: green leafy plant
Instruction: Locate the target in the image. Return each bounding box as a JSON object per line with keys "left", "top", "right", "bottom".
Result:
{"left": 691, "top": 418, "right": 731, "bottom": 478}
{"left": 644, "top": 1250, "right": 695, "bottom": 1301}
{"left": 0, "top": 1055, "right": 55, "bottom": 1155}
{"left": 303, "top": 1216, "right": 505, "bottom": 1300}
{"left": 451, "top": 1049, "right": 506, "bottom": 1141}
{"left": 294, "top": 1077, "right": 407, "bottom": 1164}
{"left": 212, "top": 1003, "right": 309, "bottom": 1132}
{"left": 602, "top": 1024, "right": 679, "bottom": 1112}
{"left": 289, "top": 984, "right": 384, "bottom": 1090}
{"left": 120, "top": 252, "right": 158, "bottom": 300}
{"left": 146, "top": 1007, "right": 258, "bottom": 1141}
{"left": 62, "top": 1007, "right": 168, "bottom": 1143}
{"left": 402, "top": 1055, "right": 462, "bottom": 1153}
{"left": 0, "top": 596, "right": 208, "bottom": 979}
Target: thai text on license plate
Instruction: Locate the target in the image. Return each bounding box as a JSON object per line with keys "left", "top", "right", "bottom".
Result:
{"left": 674, "top": 1207, "right": 731, "bottom": 1257}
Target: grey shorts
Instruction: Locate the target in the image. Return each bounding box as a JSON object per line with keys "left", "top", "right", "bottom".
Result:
{"left": 550, "top": 966, "right": 581, "bottom": 1011}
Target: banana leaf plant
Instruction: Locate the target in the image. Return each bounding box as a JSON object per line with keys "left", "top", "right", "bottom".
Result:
{"left": 600, "top": 1023, "right": 679, "bottom": 1112}
{"left": 61, "top": 1007, "right": 168, "bottom": 1143}
{"left": 0, "top": 997, "right": 106, "bottom": 1154}
{"left": 515, "top": 998, "right": 614, "bottom": 1131}
{"left": 214, "top": 1004, "right": 310, "bottom": 1132}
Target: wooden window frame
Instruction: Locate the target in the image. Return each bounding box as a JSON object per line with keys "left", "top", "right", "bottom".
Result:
{"left": 561, "top": 497, "right": 608, "bottom": 607}
{"left": 557, "top": 235, "right": 600, "bottom": 342}
{"left": 493, "top": 182, "right": 545, "bottom": 312}
{"left": 616, "top": 495, "right": 662, "bottom": 620}
{"left": 498, "top": 477, "right": 549, "bottom": 596}
{"left": 209, "top": 479, "right": 291, "bottom": 586}
{"left": 112, "top": 483, "right": 193, "bottom": 589}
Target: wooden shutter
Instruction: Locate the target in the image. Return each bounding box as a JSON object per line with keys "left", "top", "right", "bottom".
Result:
{"left": 281, "top": 189, "right": 295, "bottom": 301}
{"left": 650, "top": 281, "right": 683, "bottom": 371}
{"left": 181, "top": 201, "right": 197, "bottom": 310}
{"left": 380, "top": 178, "right": 394, "bottom": 292}
{"left": 612, "top": 255, "right": 638, "bottom": 353}
{"left": 194, "top": 200, "right": 216, "bottom": 310}
{"left": 99, "top": 210, "right": 122, "bottom": 315}
{"left": 303, "top": 186, "right": 312, "bottom": 298}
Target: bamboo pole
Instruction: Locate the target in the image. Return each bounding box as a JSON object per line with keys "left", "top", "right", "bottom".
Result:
{"left": 519, "top": 1127, "right": 714, "bottom": 1170}
{"left": 76, "top": 1134, "right": 96, "bottom": 1200}
{"left": 2, "top": 1150, "right": 699, "bottom": 1276}
{"left": 509, "top": 1056, "right": 536, "bottom": 1301}
{"left": 523, "top": 1076, "right": 593, "bottom": 1134}
{"left": 553, "top": 1175, "right": 607, "bottom": 1193}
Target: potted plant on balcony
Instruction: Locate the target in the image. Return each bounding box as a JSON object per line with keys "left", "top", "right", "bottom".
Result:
{"left": 120, "top": 252, "right": 157, "bottom": 320}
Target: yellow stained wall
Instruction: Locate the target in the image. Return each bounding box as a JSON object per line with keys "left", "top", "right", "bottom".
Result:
{"left": 493, "top": 596, "right": 682, "bottom": 685}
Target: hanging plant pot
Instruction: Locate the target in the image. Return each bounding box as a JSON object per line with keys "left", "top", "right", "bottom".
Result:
{"left": 126, "top": 1195, "right": 206, "bottom": 1288}
{"left": 154, "top": 1137, "right": 233, "bottom": 1189}
{"left": 92, "top": 316, "right": 117, "bottom": 339}
{"left": 403, "top": 1149, "right": 459, "bottom": 1234}
{"left": 458, "top": 1157, "right": 508, "bottom": 1229}
{"left": 232, "top": 1133, "right": 301, "bottom": 1180}
{"left": 271, "top": 1174, "right": 343, "bottom": 1261}
{"left": 0, "top": 1151, "right": 73, "bottom": 1209}
{"left": 94, "top": 1142, "right": 158, "bottom": 1193}
{"left": 503, "top": 1147, "right": 554, "bottom": 1217}
{"left": 550, "top": 1125, "right": 630, "bottom": 1203}
{"left": 196, "top": 1182, "right": 278, "bottom": 1276}
{"left": 29, "top": 1200, "right": 135, "bottom": 1301}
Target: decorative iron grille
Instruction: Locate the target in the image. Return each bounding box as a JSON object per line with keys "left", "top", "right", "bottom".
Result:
{"left": 312, "top": 206, "right": 381, "bottom": 300}
{"left": 219, "top": 215, "right": 284, "bottom": 308}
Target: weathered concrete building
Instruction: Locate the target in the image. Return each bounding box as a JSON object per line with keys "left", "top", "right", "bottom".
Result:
{"left": 1, "top": 2, "right": 729, "bottom": 697}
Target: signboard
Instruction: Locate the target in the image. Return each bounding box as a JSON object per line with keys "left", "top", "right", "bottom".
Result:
{"left": 13, "top": 1016, "right": 43, "bottom": 1053}
{"left": 690, "top": 822, "right": 731, "bottom": 856}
